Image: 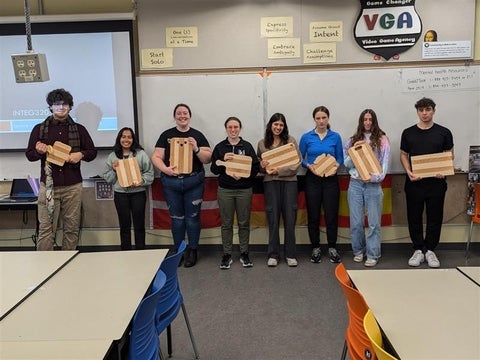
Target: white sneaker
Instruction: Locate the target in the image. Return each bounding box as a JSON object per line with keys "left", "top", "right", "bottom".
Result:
{"left": 286, "top": 257, "right": 298, "bottom": 267}
{"left": 267, "top": 258, "right": 278, "bottom": 267}
{"left": 353, "top": 253, "right": 364, "bottom": 263}
{"left": 408, "top": 250, "right": 425, "bottom": 267}
{"left": 364, "top": 258, "right": 378, "bottom": 267}
{"left": 425, "top": 250, "right": 440, "bottom": 268}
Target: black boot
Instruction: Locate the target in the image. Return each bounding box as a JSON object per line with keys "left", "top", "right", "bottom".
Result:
{"left": 184, "top": 248, "right": 197, "bottom": 268}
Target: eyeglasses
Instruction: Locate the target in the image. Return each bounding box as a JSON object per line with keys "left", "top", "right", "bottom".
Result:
{"left": 51, "top": 102, "right": 70, "bottom": 108}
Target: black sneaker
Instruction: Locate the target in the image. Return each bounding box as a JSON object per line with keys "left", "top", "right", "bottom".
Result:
{"left": 328, "top": 248, "right": 341, "bottom": 263}
{"left": 240, "top": 252, "right": 253, "bottom": 268}
{"left": 220, "top": 254, "right": 233, "bottom": 269}
{"left": 310, "top": 247, "right": 321, "bottom": 263}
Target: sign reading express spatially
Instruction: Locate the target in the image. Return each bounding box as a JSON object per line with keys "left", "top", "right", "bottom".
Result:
{"left": 354, "top": 0, "right": 422, "bottom": 60}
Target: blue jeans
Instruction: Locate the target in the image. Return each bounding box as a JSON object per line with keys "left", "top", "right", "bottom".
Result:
{"left": 347, "top": 179, "right": 383, "bottom": 260}
{"left": 160, "top": 171, "right": 205, "bottom": 250}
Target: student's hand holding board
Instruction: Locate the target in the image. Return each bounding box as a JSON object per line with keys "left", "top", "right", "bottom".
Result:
{"left": 215, "top": 153, "right": 252, "bottom": 178}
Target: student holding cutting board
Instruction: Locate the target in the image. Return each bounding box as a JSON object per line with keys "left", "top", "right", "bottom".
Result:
{"left": 400, "top": 97, "right": 454, "bottom": 268}
{"left": 211, "top": 116, "right": 260, "bottom": 270}
{"left": 257, "top": 113, "right": 301, "bottom": 267}
{"left": 103, "top": 127, "right": 154, "bottom": 251}
{"left": 343, "top": 109, "right": 390, "bottom": 267}
{"left": 151, "top": 103, "right": 212, "bottom": 268}
{"left": 299, "top": 106, "right": 343, "bottom": 264}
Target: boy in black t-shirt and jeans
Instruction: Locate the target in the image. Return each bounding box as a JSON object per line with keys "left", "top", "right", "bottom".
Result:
{"left": 400, "top": 97, "right": 454, "bottom": 268}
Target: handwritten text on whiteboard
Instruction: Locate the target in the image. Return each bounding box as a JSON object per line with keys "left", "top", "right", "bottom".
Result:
{"left": 401, "top": 66, "right": 479, "bottom": 92}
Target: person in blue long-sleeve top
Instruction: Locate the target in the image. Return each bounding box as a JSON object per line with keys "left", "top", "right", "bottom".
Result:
{"left": 299, "top": 106, "right": 344, "bottom": 264}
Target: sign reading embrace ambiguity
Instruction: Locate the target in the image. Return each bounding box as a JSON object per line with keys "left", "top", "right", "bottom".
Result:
{"left": 354, "top": 0, "right": 422, "bottom": 60}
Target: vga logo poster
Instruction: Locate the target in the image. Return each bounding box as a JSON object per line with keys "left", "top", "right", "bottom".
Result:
{"left": 354, "top": 0, "right": 422, "bottom": 60}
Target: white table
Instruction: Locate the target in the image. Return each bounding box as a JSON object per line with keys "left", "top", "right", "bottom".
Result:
{"left": 0, "top": 339, "right": 113, "bottom": 359}
{"left": 457, "top": 266, "right": 480, "bottom": 287}
{"left": 0, "top": 249, "right": 168, "bottom": 358}
{"left": 348, "top": 268, "right": 480, "bottom": 360}
{"left": 0, "top": 251, "right": 78, "bottom": 320}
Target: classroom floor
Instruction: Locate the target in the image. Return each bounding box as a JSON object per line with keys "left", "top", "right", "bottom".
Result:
{"left": 162, "top": 244, "right": 480, "bottom": 360}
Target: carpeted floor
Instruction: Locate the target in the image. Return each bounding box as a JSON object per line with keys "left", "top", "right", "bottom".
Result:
{"left": 161, "top": 244, "right": 480, "bottom": 360}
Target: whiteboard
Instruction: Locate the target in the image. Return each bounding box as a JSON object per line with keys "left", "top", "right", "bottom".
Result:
{"left": 136, "top": 65, "right": 479, "bottom": 174}
{"left": 266, "top": 66, "right": 480, "bottom": 172}
{"left": 137, "top": 72, "right": 264, "bottom": 158}
{"left": 1, "top": 65, "right": 478, "bottom": 178}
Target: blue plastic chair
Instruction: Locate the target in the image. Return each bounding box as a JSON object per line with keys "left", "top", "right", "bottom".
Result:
{"left": 154, "top": 240, "right": 199, "bottom": 359}
{"left": 129, "top": 270, "right": 167, "bottom": 360}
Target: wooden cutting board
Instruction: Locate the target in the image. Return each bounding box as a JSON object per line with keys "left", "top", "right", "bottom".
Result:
{"left": 347, "top": 143, "right": 382, "bottom": 181}
{"left": 261, "top": 143, "right": 300, "bottom": 174}
{"left": 47, "top": 141, "right": 71, "bottom": 166}
{"left": 215, "top": 154, "right": 252, "bottom": 178}
{"left": 411, "top": 151, "right": 454, "bottom": 178}
{"left": 169, "top": 137, "right": 193, "bottom": 174}
{"left": 311, "top": 154, "right": 338, "bottom": 177}
{"left": 117, "top": 157, "right": 142, "bottom": 187}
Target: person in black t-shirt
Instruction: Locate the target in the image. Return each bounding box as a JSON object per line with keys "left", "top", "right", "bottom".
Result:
{"left": 151, "top": 104, "right": 212, "bottom": 267}
{"left": 400, "top": 97, "right": 454, "bottom": 268}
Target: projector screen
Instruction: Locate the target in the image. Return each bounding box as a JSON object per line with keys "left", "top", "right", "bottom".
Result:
{"left": 0, "top": 20, "right": 137, "bottom": 151}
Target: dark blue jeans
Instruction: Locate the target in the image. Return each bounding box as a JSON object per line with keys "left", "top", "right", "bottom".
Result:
{"left": 114, "top": 190, "right": 147, "bottom": 250}
{"left": 160, "top": 171, "right": 205, "bottom": 250}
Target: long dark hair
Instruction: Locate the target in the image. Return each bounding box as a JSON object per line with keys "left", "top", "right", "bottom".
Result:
{"left": 349, "top": 109, "right": 385, "bottom": 151}
{"left": 113, "top": 127, "right": 143, "bottom": 158}
{"left": 264, "top": 113, "right": 289, "bottom": 149}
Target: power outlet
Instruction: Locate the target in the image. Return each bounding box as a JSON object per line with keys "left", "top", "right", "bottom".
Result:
{"left": 11, "top": 53, "right": 50, "bottom": 83}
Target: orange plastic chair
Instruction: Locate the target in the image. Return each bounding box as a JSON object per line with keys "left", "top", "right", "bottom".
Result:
{"left": 364, "top": 309, "right": 399, "bottom": 360}
{"left": 335, "top": 263, "right": 376, "bottom": 360}
{"left": 466, "top": 182, "right": 480, "bottom": 258}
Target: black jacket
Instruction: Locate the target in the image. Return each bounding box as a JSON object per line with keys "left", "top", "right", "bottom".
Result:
{"left": 210, "top": 137, "right": 260, "bottom": 189}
